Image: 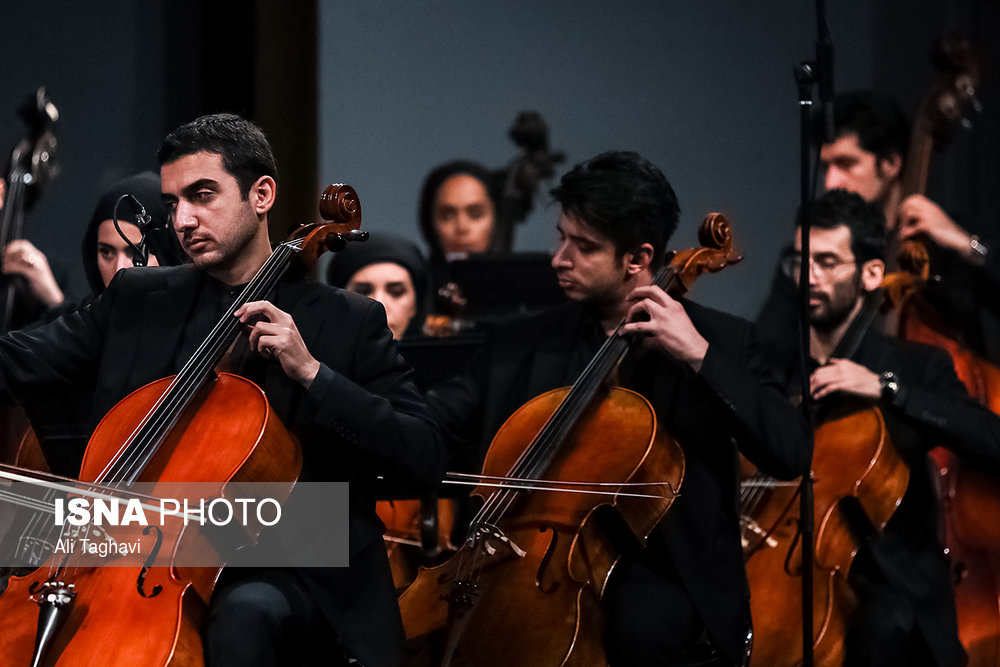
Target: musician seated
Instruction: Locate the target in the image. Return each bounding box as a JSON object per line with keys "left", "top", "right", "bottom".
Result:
{"left": 15, "top": 170, "right": 184, "bottom": 477}
{"left": 422, "top": 151, "right": 811, "bottom": 666}
{"left": 327, "top": 232, "right": 429, "bottom": 340}
{"left": 417, "top": 159, "right": 501, "bottom": 314}
{"left": 0, "top": 114, "right": 444, "bottom": 666}
{"left": 759, "top": 189, "right": 1000, "bottom": 666}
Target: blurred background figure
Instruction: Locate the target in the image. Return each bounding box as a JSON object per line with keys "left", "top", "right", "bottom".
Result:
{"left": 419, "top": 159, "right": 499, "bottom": 280}
{"left": 327, "top": 232, "right": 428, "bottom": 340}
{"left": 79, "top": 170, "right": 184, "bottom": 297}
{"left": 14, "top": 170, "right": 184, "bottom": 478}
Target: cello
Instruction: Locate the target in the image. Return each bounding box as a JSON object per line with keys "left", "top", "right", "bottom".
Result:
{"left": 742, "top": 289, "right": 909, "bottom": 667}
{"left": 399, "top": 213, "right": 741, "bottom": 666}
{"left": 0, "top": 184, "right": 363, "bottom": 666}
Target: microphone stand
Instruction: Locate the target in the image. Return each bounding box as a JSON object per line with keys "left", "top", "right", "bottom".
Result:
{"left": 793, "top": 2, "right": 833, "bottom": 666}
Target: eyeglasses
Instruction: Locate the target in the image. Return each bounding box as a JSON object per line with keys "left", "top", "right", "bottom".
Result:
{"left": 780, "top": 252, "right": 856, "bottom": 281}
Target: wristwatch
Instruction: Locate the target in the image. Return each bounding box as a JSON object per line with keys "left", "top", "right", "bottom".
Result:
{"left": 970, "top": 235, "right": 989, "bottom": 263}
{"left": 879, "top": 371, "right": 900, "bottom": 404}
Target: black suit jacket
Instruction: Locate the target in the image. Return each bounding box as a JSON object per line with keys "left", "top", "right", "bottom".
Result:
{"left": 427, "top": 300, "right": 811, "bottom": 664}
{"left": 0, "top": 265, "right": 445, "bottom": 667}
{"left": 764, "top": 324, "right": 1000, "bottom": 666}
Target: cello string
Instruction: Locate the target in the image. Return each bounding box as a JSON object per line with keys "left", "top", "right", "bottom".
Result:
{"left": 477, "top": 266, "right": 678, "bottom": 527}
{"left": 475, "top": 312, "right": 635, "bottom": 524}
{"left": 443, "top": 478, "right": 674, "bottom": 499}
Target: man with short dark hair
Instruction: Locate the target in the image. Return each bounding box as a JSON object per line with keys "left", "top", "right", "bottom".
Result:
{"left": 423, "top": 151, "right": 811, "bottom": 666}
{"left": 761, "top": 188, "right": 1000, "bottom": 666}
{"left": 0, "top": 113, "right": 444, "bottom": 666}
{"left": 818, "top": 91, "right": 909, "bottom": 221}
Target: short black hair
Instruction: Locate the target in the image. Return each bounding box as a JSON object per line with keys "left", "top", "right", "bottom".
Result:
{"left": 550, "top": 151, "right": 679, "bottom": 271}
{"left": 417, "top": 160, "right": 499, "bottom": 260}
{"left": 800, "top": 188, "right": 886, "bottom": 264}
{"left": 827, "top": 91, "right": 910, "bottom": 164}
{"left": 157, "top": 113, "right": 277, "bottom": 198}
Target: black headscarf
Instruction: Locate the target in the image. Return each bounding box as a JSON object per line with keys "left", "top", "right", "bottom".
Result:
{"left": 326, "top": 232, "right": 429, "bottom": 307}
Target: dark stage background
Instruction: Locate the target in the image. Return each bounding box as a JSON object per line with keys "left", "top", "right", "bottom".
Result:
{"left": 1, "top": 0, "right": 996, "bottom": 318}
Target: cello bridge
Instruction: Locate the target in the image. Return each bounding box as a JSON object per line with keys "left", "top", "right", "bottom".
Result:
{"left": 467, "top": 523, "right": 526, "bottom": 558}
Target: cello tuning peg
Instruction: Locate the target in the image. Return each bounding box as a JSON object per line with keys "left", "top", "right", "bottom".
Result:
{"left": 347, "top": 230, "right": 369, "bottom": 244}
{"left": 323, "top": 229, "right": 369, "bottom": 253}
{"left": 324, "top": 233, "right": 347, "bottom": 253}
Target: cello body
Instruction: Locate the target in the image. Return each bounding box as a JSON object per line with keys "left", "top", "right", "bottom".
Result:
{"left": 377, "top": 497, "right": 457, "bottom": 590}
{"left": 400, "top": 386, "right": 683, "bottom": 666}
{"left": 745, "top": 405, "right": 908, "bottom": 667}
{"left": 0, "top": 373, "right": 301, "bottom": 666}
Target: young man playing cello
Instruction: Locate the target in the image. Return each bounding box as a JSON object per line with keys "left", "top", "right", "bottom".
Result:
{"left": 759, "top": 188, "right": 1000, "bottom": 666}
{"left": 0, "top": 113, "right": 444, "bottom": 666}
{"left": 422, "top": 151, "right": 811, "bottom": 666}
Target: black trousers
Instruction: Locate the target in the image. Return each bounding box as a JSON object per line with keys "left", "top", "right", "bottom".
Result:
{"left": 204, "top": 569, "right": 351, "bottom": 667}
{"left": 603, "top": 547, "right": 724, "bottom": 667}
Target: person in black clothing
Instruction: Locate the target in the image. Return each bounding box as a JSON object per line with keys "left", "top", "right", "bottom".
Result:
{"left": 423, "top": 151, "right": 811, "bottom": 666}
{"left": 327, "top": 232, "right": 429, "bottom": 340}
{"left": 0, "top": 113, "right": 444, "bottom": 666}
{"left": 762, "top": 188, "right": 1000, "bottom": 666}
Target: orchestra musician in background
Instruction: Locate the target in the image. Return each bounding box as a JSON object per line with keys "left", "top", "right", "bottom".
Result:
{"left": 759, "top": 189, "right": 1000, "bottom": 666}
{"left": 423, "top": 151, "right": 810, "bottom": 666}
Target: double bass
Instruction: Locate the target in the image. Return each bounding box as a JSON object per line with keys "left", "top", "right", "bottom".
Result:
{"left": 0, "top": 88, "right": 59, "bottom": 466}
{"left": 399, "top": 213, "right": 741, "bottom": 666}
{"left": 0, "top": 184, "right": 363, "bottom": 666}
{"left": 885, "top": 34, "right": 1000, "bottom": 667}
{"left": 0, "top": 87, "right": 59, "bottom": 334}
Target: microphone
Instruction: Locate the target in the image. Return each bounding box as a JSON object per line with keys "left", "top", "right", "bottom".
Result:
{"left": 112, "top": 193, "right": 151, "bottom": 268}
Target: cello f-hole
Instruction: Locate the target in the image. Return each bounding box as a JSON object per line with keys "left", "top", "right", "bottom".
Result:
{"left": 136, "top": 525, "right": 164, "bottom": 598}
{"left": 535, "top": 525, "right": 560, "bottom": 594}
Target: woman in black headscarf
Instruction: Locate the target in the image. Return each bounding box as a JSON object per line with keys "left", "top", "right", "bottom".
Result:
{"left": 327, "top": 232, "right": 429, "bottom": 339}
{"left": 80, "top": 170, "right": 185, "bottom": 294}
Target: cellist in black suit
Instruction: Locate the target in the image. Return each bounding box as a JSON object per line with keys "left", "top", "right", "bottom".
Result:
{"left": 0, "top": 113, "right": 444, "bottom": 667}
{"left": 759, "top": 189, "right": 1000, "bottom": 666}
{"left": 426, "top": 151, "right": 811, "bottom": 666}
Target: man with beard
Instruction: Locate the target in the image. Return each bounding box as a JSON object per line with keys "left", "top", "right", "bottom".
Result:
{"left": 765, "top": 188, "right": 1000, "bottom": 666}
